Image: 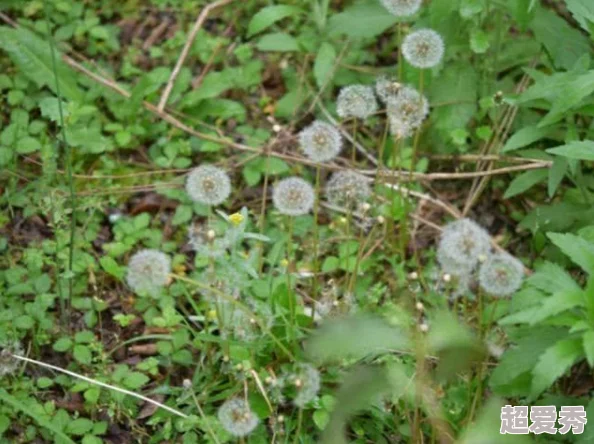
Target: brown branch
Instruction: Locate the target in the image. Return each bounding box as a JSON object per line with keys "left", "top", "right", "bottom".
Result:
{"left": 157, "top": 0, "right": 234, "bottom": 111}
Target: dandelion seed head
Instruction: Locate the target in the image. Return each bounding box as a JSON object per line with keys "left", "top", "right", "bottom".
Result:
{"left": 387, "top": 86, "right": 429, "bottom": 134}
{"left": 437, "top": 219, "right": 490, "bottom": 274}
{"left": 325, "top": 170, "right": 372, "bottom": 209}
{"left": 218, "top": 398, "right": 259, "bottom": 437}
{"left": 402, "top": 29, "right": 445, "bottom": 69}
{"left": 375, "top": 76, "right": 402, "bottom": 103}
{"left": 336, "top": 85, "right": 378, "bottom": 119}
{"left": 379, "top": 0, "right": 422, "bottom": 17}
{"left": 479, "top": 252, "right": 524, "bottom": 297}
{"left": 299, "top": 120, "right": 342, "bottom": 163}
{"left": 126, "top": 249, "right": 171, "bottom": 296}
{"left": 273, "top": 177, "right": 315, "bottom": 216}
{"left": 186, "top": 164, "right": 231, "bottom": 206}
{"left": 290, "top": 363, "right": 321, "bottom": 407}
{"left": 0, "top": 341, "right": 22, "bottom": 376}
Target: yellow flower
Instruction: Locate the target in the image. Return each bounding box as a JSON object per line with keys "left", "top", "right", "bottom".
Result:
{"left": 207, "top": 309, "right": 218, "bottom": 321}
{"left": 229, "top": 212, "right": 244, "bottom": 226}
{"left": 280, "top": 258, "right": 289, "bottom": 268}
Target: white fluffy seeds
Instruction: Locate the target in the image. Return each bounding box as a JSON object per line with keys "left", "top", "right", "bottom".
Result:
{"left": 479, "top": 252, "right": 524, "bottom": 297}
{"left": 217, "top": 398, "right": 259, "bottom": 437}
{"left": 402, "top": 29, "right": 445, "bottom": 69}
{"left": 291, "top": 363, "right": 321, "bottom": 407}
{"left": 437, "top": 219, "right": 491, "bottom": 274}
{"left": 325, "top": 170, "right": 372, "bottom": 209}
{"left": 379, "top": 0, "right": 422, "bottom": 17}
{"left": 126, "top": 249, "right": 171, "bottom": 296}
{"left": 336, "top": 85, "right": 378, "bottom": 120}
{"left": 387, "top": 86, "right": 429, "bottom": 138}
{"left": 299, "top": 120, "right": 342, "bottom": 163}
{"left": 273, "top": 177, "right": 315, "bottom": 216}
{"left": 186, "top": 164, "right": 231, "bottom": 206}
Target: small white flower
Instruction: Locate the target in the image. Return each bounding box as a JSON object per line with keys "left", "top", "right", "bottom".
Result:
{"left": 402, "top": 29, "right": 445, "bottom": 69}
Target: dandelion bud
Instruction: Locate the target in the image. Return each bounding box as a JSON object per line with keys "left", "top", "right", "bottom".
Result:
{"left": 294, "top": 378, "right": 303, "bottom": 388}
{"left": 415, "top": 302, "right": 424, "bottom": 311}
{"left": 186, "top": 164, "right": 231, "bottom": 206}
{"left": 361, "top": 202, "right": 371, "bottom": 212}
{"left": 249, "top": 318, "right": 257, "bottom": 325}
{"left": 402, "top": 29, "right": 445, "bottom": 69}
{"left": 290, "top": 363, "right": 321, "bottom": 407}
{"left": 218, "top": 398, "right": 259, "bottom": 437}
{"left": 182, "top": 379, "right": 192, "bottom": 389}
{"left": 277, "top": 415, "right": 285, "bottom": 423}
{"left": 442, "top": 273, "right": 451, "bottom": 283}
{"left": 377, "top": 215, "right": 386, "bottom": 224}
{"left": 265, "top": 376, "right": 273, "bottom": 384}
{"left": 126, "top": 249, "right": 171, "bottom": 296}
{"left": 379, "top": 0, "right": 422, "bottom": 17}
{"left": 409, "top": 271, "right": 419, "bottom": 280}
{"left": 478, "top": 252, "right": 524, "bottom": 297}
{"left": 273, "top": 124, "right": 282, "bottom": 133}
{"left": 339, "top": 217, "right": 348, "bottom": 225}
{"left": 419, "top": 323, "right": 429, "bottom": 333}
{"left": 336, "top": 85, "right": 378, "bottom": 120}
{"left": 207, "top": 229, "right": 216, "bottom": 240}
{"left": 298, "top": 120, "right": 342, "bottom": 163}
{"left": 325, "top": 171, "right": 372, "bottom": 210}
{"left": 273, "top": 177, "right": 315, "bottom": 216}
{"left": 235, "top": 364, "right": 243, "bottom": 371}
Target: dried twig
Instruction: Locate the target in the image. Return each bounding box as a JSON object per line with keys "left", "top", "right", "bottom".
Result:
{"left": 157, "top": 0, "right": 234, "bottom": 111}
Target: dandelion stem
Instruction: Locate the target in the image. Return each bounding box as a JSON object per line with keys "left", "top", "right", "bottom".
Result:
{"left": 258, "top": 150, "right": 272, "bottom": 274}
{"left": 311, "top": 165, "right": 322, "bottom": 309}
{"left": 351, "top": 119, "right": 358, "bottom": 163}
{"left": 286, "top": 216, "right": 296, "bottom": 341}
{"left": 189, "top": 389, "right": 221, "bottom": 444}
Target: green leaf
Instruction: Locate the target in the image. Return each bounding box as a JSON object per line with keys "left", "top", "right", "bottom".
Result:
{"left": 503, "top": 169, "right": 548, "bottom": 199}
{"left": 247, "top": 5, "right": 301, "bottom": 37}
{"left": 313, "top": 42, "right": 337, "bottom": 89}
{"left": 530, "top": 7, "right": 591, "bottom": 70}
{"left": 583, "top": 330, "right": 594, "bottom": 367}
{"left": 502, "top": 125, "right": 553, "bottom": 153}
{"left": 531, "top": 338, "right": 583, "bottom": 398}
{"left": 328, "top": 0, "right": 398, "bottom": 39}
{"left": 305, "top": 315, "right": 410, "bottom": 364}
{"left": 39, "top": 97, "right": 70, "bottom": 124}
{"left": 123, "top": 372, "right": 150, "bottom": 390}
{"left": 548, "top": 232, "right": 594, "bottom": 274}
{"left": 547, "top": 141, "right": 594, "bottom": 161}
{"left": 73, "top": 344, "right": 92, "bottom": 365}
{"left": 256, "top": 33, "right": 299, "bottom": 52}
{"left": 0, "top": 27, "right": 83, "bottom": 102}
{"left": 566, "top": 0, "right": 594, "bottom": 33}
{"left": 66, "top": 418, "right": 94, "bottom": 436}
{"left": 172, "top": 205, "right": 192, "bottom": 226}
{"left": 53, "top": 337, "right": 73, "bottom": 352}
{"left": 530, "top": 289, "right": 585, "bottom": 325}
{"left": 548, "top": 157, "right": 567, "bottom": 198}
{"left": 16, "top": 137, "right": 41, "bottom": 154}
{"left": 527, "top": 261, "right": 581, "bottom": 294}
{"left": 470, "top": 29, "right": 490, "bottom": 53}
{"left": 99, "top": 256, "right": 124, "bottom": 280}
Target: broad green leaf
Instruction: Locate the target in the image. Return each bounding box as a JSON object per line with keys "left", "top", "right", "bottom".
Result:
{"left": 566, "top": 0, "right": 594, "bottom": 33}
{"left": 527, "top": 261, "right": 581, "bottom": 294}
{"left": 123, "top": 372, "right": 150, "bottom": 389}
{"left": 427, "top": 310, "right": 485, "bottom": 380}
{"left": 548, "top": 157, "right": 567, "bottom": 197}
{"left": 547, "top": 141, "right": 594, "bottom": 161}
{"left": 583, "top": 330, "right": 594, "bottom": 367}
{"left": 314, "top": 42, "right": 337, "bottom": 89}
{"left": 16, "top": 136, "right": 41, "bottom": 154}
{"left": 470, "top": 29, "right": 489, "bottom": 53}
{"left": 530, "top": 289, "right": 585, "bottom": 325}
{"left": 491, "top": 328, "right": 565, "bottom": 391}
{"left": 73, "top": 345, "right": 92, "bottom": 365}
{"left": 66, "top": 418, "right": 94, "bottom": 436}
{"left": 531, "top": 338, "right": 583, "bottom": 398}
{"left": 305, "top": 315, "right": 410, "bottom": 364}
{"left": 503, "top": 169, "right": 548, "bottom": 199}
{"left": 0, "top": 27, "right": 83, "bottom": 102}
{"left": 502, "top": 125, "right": 553, "bottom": 152}
{"left": 247, "top": 5, "right": 301, "bottom": 37}
{"left": 256, "top": 32, "right": 299, "bottom": 52}
{"left": 538, "top": 71, "right": 594, "bottom": 127}
{"left": 39, "top": 97, "right": 70, "bottom": 124}
{"left": 548, "top": 232, "right": 594, "bottom": 274}
{"left": 328, "top": 0, "right": 398, "bottom": 39}
{"left": 530, "top": 7, "right": 591, "bottom": 70}
{"left": 99, "top": 256, "right": 124, "bottom": 280}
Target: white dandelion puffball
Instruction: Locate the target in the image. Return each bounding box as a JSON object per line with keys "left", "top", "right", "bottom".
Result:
{"left": 217, "top": 398, "right": 259, "bottom": 437}
{"left": 379, "top": 0, "right": 422, "bottom": 17}
{"left": 325, "top": 170, "right": 372, "bottom": 209}
{"left": 388, "top": 115, "right": 414, "bottom": 139}
{"left": 437, "top": 219, "right": 491, "bottom": 274}
{"left": 375, "top": 76, "right": 402, "bottom": 104}
{"left": 0, "top": 341, "right": 22, "bottom": 377}
{"left": 299, "top": 120, "right": 342, "bottom": 162}
{"left": 402, "top": 29, "right": 445, "bottom": 69}
{"left": 387, "top": 85, "right": 429, "bottom": 133}
{"left": 336, "top": 85, "right": 378, "bottom": 119}
{"left": 479, "top": 252, "right": 524, "bottom": 297}
{"left": 273, "top": 177, "right": 315, "bottom": 216}
{"left": 292, "top": 363, "right": 321, "bottom": 407}
{"left": 126, "top": 249, "right": 171, "bottom": 295}
{"left": 185, "top": 164, "right": 231, "bottom": 206}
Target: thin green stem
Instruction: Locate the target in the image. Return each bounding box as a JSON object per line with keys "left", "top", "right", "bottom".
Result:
{"left": 43, "top": 0, "right": 75, "bottom": 327}
{"left": 258, "top": 151, "right": 272, "bottom": 274}
{"left": 311, "top": 166, "right": 322, "bottom": 306}
{"left": 286, "top": 216, "right": 296, "bottom": 340}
